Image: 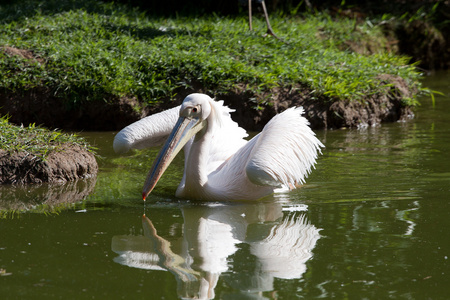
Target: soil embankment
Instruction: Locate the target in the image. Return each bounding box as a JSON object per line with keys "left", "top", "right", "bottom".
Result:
{"left": 0, "top": 144, "right": 98, "bottom": 184}
{"left": 0, "top": 70, "right": 414, "bottom": 132}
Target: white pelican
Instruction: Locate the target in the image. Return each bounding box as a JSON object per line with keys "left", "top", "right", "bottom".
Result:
{"left": 113, "top": 93, "right": 324, "bottom": 201}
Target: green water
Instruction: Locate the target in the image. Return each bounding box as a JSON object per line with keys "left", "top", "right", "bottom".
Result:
{"left": 1, "top": 72, "right": 449, "bottom": 299}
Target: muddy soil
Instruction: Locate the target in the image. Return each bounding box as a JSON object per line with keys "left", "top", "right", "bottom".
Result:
{"left": 0, "top": 144, "right": 98, "bottom": 184}
{"left": 0, "top": 72, "right": 414, "bottom": 132}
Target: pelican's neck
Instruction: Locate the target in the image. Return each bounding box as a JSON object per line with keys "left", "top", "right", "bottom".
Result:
{"left": 185, "top": 119, "right": 214, "bottom": 189}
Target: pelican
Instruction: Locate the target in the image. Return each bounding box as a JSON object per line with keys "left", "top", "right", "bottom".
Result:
{"left": 114, "top": 93, "right": 324, "bottom": 201}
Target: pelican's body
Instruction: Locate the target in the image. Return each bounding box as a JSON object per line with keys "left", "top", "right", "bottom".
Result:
{"left": 114, "top": 93, "right": 323, "bottom": 201}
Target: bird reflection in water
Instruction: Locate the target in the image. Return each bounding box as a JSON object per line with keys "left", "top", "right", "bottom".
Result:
{"left": 112, "top": 202, "right": 321, "bottom": 299}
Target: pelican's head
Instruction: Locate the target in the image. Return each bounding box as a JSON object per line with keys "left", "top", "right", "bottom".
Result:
{"left": 142, "top": 93, "right": 213, "bottom": 201}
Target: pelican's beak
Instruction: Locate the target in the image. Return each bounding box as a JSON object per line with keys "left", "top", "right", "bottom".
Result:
{"left": 142, "top": 116, "right": 205, "bottom": 201}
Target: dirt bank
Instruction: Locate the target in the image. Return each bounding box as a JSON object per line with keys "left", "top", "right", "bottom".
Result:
{"left": 219, "top": 74, "right": 414, "bottom": 131}
{"left": 0, "top": 73, "right": 414, "bottom": 132}
{"left": 0, "top": 144, "right": 98, "bottom": 184}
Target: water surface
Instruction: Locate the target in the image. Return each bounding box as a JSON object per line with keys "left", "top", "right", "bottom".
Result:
{"left": 1, "top": 72, "right": 449, "bottom": 299}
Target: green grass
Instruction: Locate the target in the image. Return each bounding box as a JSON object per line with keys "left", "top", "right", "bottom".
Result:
{"left": 0, "top": 116, "right": 93, "bottom": 160}
{"left": 0, "top": 0, "right": 424, "bottom": 108}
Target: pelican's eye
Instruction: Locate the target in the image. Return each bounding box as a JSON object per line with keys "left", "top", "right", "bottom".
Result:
{"left": 190, "top": 106, "right": 202, "bottom": 116}
{"left": 180, "top": 104, "right": 202, "bottom": 119}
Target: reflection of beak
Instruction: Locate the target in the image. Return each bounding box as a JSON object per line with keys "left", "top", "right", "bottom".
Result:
{"left": 142, "top": 116, "right": 205, "bottom": 201}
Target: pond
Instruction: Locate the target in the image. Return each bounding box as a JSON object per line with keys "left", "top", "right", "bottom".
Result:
{"left": 1, "top": 72, "right": 449, "bottom": 299}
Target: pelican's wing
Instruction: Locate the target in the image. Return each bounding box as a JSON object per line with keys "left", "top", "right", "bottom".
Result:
{"left": 113, "top": 106, "right": 181, "bottom": 154}
{"left": 245, "top": 107, "right": 324, "bottom": 188}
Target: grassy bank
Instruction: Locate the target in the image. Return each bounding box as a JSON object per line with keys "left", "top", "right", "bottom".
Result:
{"left": 0, "top": 0, "right": 424, "bottom": 111}
{"left": 0, "top": 115, "right": 98, "bottom": 186}
{"left": 0, "top": 116, "right": 93, "bottom": 161}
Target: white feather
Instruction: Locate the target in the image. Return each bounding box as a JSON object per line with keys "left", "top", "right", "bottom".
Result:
{"left": 245, "top": 107, "right": 324, "bottom": 188}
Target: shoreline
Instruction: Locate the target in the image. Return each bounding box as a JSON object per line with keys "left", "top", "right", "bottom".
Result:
{"left": 1, "top": 72, "right": 416, "bottom": 132}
